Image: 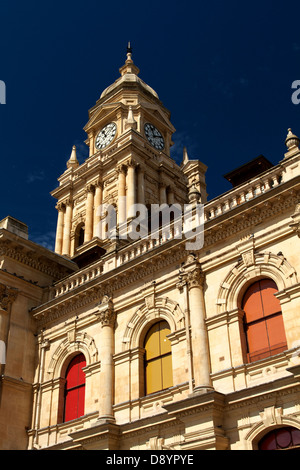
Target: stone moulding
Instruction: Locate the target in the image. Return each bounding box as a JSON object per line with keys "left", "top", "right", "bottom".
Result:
{"left": 32, "top": 244, "right": 185, "bottom": 326}
{"left": 122, "top": 296, "right": 185, "bottom": 351}
{"left": 204, "top": 186, "right": 300, "bottom": 247}
{"left": 0, "top": 238, "right": 74, "bottom": 280}
{"left": 47, "top": 331, "right": 99, "bottom": 379}
{"left": 216, "top": 251, "right": 298, "bottom": 314}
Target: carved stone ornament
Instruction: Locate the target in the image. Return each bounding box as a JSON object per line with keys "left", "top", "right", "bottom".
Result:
{"left": 97, "top": 295, "right": 115, "bottom": 327}
{"left": 176, "top": 269, "right": 188, "bottom": 291}
{"left": 241, "top": 249, "right": 255, "bottom": 267}
{"left": 259, "top": 406, "right": 283, "bottom": 427}
{"left": 146, "top": 437, "right": 165, "bottom": 450}
{"left": 187, "top": 267, "right": 205, "bottom": 289}
{"left": 290, "top": 200, "right": 300, "bottom": 237}
{"left": 0, "top": 284, "right": 18, "bottom": 311}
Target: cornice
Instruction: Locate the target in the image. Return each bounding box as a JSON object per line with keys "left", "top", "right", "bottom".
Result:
{"left": 0, "top": 232, "right": 76, "bottom": 280}
{"left": 33, "top": 170, "right": 300, "bottom": 326}
{"left": 31, "top": 242, "right": 185, "bottom": 326}
{"left": 203, "top": 181, "right": 300, "bottom": 248}
{"left": 164, "top": 390, "right": 226, "bottom": 418}
{"left": 225, "top": 375, "right": 300, "bottom": 412}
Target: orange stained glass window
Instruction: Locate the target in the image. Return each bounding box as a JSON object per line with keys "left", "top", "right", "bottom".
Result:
{"left": 144, "top": 321, "right": 173, "bottom": 395}
{"left": 242, "top": 279, "right": 287, "bottom": 363}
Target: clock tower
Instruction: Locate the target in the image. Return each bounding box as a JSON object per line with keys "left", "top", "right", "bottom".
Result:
{"left": 51, "top": 45, "right": 207, "bottom": 261}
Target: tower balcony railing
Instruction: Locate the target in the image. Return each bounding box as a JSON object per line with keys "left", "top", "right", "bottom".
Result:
{"left": 203, "top": 169, "right": 283, "bottom": 222}
{"left": 50, "top": 166, "right": 284, "bottom": 301}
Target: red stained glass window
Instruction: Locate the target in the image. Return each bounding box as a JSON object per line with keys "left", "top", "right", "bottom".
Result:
{"left": 63, "top": 353, "right": 86, "bottom": 422}
{"left": 259, "top": 427, "right": 300, "bottom": 450}
{"left": 242, "top": 279, "right": 287, "bottom": 363}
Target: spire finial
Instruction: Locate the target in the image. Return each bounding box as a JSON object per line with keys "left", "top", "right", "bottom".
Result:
{"left": 182, "top": 146, "right": 189, "bottom": 165}
{"left": 67, "top": 145, "right": 79, "bottom": 169}
{"left": 285, "top": 128, "right": 300, "bottom": 151}
{"left": 126, "top": 41, "right": 133, "bottom": 63}
{"left": 124, "top": 105, "right": 137, "bottom": 130}
{"left": 119, "top": 41, "right": 139, "bottom": 76}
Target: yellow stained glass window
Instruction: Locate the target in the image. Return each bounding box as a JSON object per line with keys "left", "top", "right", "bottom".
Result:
{"left": 144, "top": 321, "right": 173, "bottom": 395}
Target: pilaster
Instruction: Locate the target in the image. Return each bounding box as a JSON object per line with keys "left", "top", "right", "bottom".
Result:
{"left": 96, "top": 296, "right": 116, "bottom": 422}
{"left": 85, "top": 184, "right": 95, "bottom": 243}
{"left": 126, "top": 159, "right": 137, "bottom": 220}
{"left": 0, "top": 284, "right": 18, "bottom": 377}
{"left": 62, "top": 198, "right": 73, "bottom": 257}
{"left": 185, "top": 260, "right": 213, "bottom": 394}
{"left": 54, "top": 202, "right": 65, "bottom": 255}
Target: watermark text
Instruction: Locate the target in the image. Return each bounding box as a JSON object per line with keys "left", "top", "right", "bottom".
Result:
{"left": 0, "top": 80, "right": 6, "bottom": 104}
{"left": 96, "top": 201, "right": 204, "bottom": 251}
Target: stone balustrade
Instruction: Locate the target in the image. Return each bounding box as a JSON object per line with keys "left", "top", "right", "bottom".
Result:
{"left": 51, "top": 263, "right": 104, "bottom": 299}
{"left": 204, "top": 170, "right": 283, "bottom": 222}
{"left": 50, "top": 167, "right": 284, "bottom": 300}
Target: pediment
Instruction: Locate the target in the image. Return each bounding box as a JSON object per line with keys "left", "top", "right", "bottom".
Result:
{"left": 84, "top": 102, "right": 124, "bottom": 132}
{"left": 141, "top": 101, "right": 175, "bottom": 133}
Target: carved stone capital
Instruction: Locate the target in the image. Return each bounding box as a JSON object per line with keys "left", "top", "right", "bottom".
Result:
{"left": 187, "top": 267, "right": 205, "bottom": 290}
{"left": 55, "top": 202, "right": 65, "bottom": 212}
{"left": 176, "top": 270, "right": 188, "bottom": 291}
{"left": 116, "top": 164, "right": 127, "bottom": 175}
{"left": 97, "top": 295, "right": 115, "bottom": 327}
{"left": 64, "top": 197, "right": 73, "bottom": 207}
{"left": 0, "top": 284, "right": 18, "bottom": 311}
{"left": 94, "top": 179, "right": 103, "bottom": 189}
{"left": 290, "top": 202, "right": 300, "bottom": 237}
{"left": 126, "top": 158, "right": 137, "bottom": 168}
{"left": 39, "top": 338, "right": 50, "bottom": 349}
{"left": 85, "top": 184, "right": 95, "bottom": 194}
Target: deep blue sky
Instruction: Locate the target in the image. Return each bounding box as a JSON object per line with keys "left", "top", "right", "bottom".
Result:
{"left": 1, "top": 0, "right": 300, "bottom": 250}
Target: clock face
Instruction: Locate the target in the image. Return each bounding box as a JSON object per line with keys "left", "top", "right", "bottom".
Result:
{"left": 95, "top": 122, "right": 117, "bottom": 150}
{"left": 144, "top": 123, "right": 165, "bottom": 150}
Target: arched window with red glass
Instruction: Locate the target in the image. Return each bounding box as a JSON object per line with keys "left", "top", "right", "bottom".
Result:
{"left": 258, "top": 427, "right": 300, "bottom": 450}
{"left": 242, "top": 279, "right": 287, "bottom": 363}
{"left": 63, "top": 353, "right": 86, "bottom": 422}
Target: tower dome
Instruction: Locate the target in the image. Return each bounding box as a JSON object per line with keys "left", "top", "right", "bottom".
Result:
{"left": 100, "top": 43, "right": 159, "bottom": 100}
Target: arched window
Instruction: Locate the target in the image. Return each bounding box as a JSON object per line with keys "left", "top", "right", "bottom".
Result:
{"left": 242, "top": 279, "right": 287, "bottom": 363}
{"left": 78, "top": 227, "right": 85, "bottom": 247}
{"left": 258, "top": 427, "right": 300, "bottom": 450}
{"left": 63, "top": 353, "right": 86, "bottom": 422}
{"left": 75, "top": 223, "right": 85, "bottom": 249}
{"left": 144, "top": 320, "right": 173, "bottom": 395}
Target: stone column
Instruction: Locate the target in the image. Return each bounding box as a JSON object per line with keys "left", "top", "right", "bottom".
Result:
{"left": 137, "top": 166, "right": 145, "bottom": 205}
{"left": 62, "top": 198, "right": 73, "bottom": 257}
{"left": 0, "top": 284, "right": 18, "bottom": 372}
{"left": 176, "top": 274, "right": 194, "bottom": 394}
{"left": 54, "top": 203, "right": 65, "bottom": 255}
{"left": 159, "top": 183, "right": 167, "bottom": 204}
{"left": 32, "top": 337, "right": 50, "bottom": 448}
{"left": 84, "top": 185, "right": 94, "bottom": 243}
{"left": 126, "top": 160, "right": 136, "bottom": 219}
{"left": 93, "top": 181, "right": 103, "bottom": 238}
{"left": 117, "top": 165, "right": 127, "bottom": 232}
{"left": 167, "top": 187, "right": 175, "bottom": 205}
{"left": 187, "top": 264, "right": 213, "bottom": 394}
{"left": 97, "top": 296, "right": 115, "bottom": 422}
{"left": 89, "top": 132, "right": 95, "bottom": 157}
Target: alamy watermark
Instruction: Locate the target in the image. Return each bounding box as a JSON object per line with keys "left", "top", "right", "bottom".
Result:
{"left": 0, "top": 340, "right": 6, "bottom": 364}
{"left": 96, "top": 199, "right": 204, "bottom": 251}
{"left": 0, "top": 80, "right": 6, "bottom": 104}
{"left": 291, "top": 80, "right": 300, "bottom": 105}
